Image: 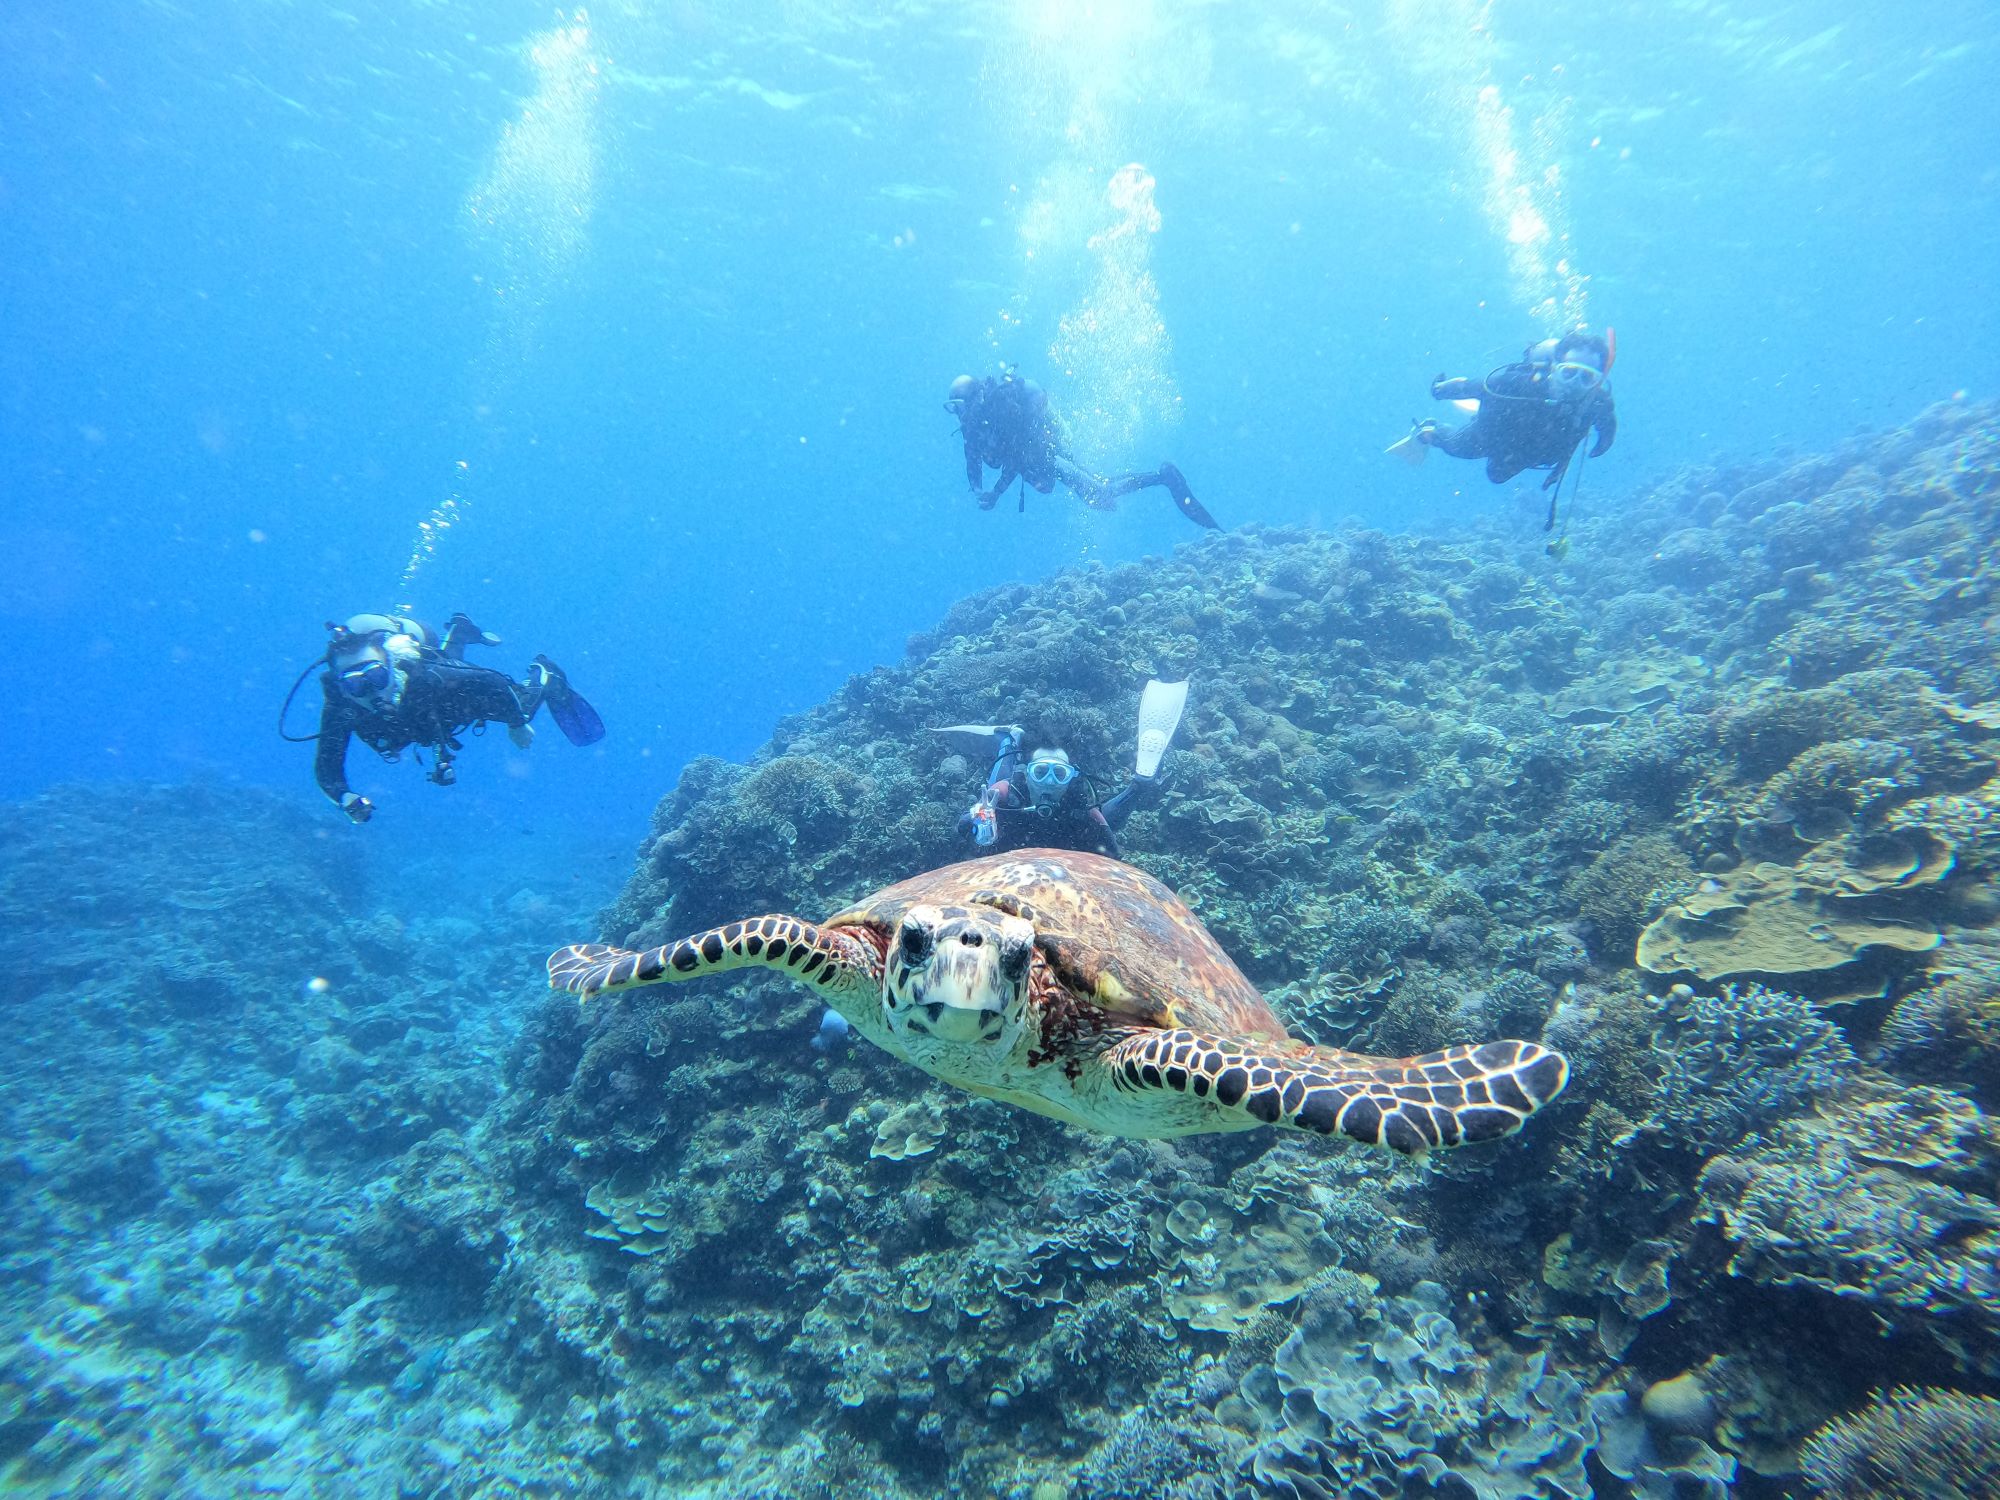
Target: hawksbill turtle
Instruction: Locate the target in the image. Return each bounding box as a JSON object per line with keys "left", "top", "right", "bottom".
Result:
{"left": 547, "top": 850, "right": 1568, "bottom": 1153}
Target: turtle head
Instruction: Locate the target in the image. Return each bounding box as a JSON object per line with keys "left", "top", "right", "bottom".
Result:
{"left": 881, "top": 903, "right": 1036, "bottom": 1046}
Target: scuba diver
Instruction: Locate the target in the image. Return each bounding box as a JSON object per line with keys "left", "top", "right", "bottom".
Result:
{"left": 946, "top": 372, "right": 1219, "bottom": 530}
{"left": 1388, "top": 327, "right": 1617, "bottom": 493}
{"left": 934, "top": 679, "right": 1190, "bottom": 859}
{"left": 282, "top": 612, "right": 605, "bottom": 823}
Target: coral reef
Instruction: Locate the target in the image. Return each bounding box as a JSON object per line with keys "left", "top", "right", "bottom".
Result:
{"left": 1648, "top": 982, "right": 1856, "bottom": 1153}
{"left": 1217, "top": 1274, "right": 1596, "bottom": 1499}
{"left": 7, "top": 397, "right": 2000, "bottom": 1495}
{"left": 1801, "top": 1385, "right": 2000, "bottom": 1500}
{"left": 0, "top": 785, "right": 608, "bottom": 1494}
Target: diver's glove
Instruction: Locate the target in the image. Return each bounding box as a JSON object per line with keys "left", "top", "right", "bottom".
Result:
{"left": 509, "top": 723, "right": 535, "bottom": 749}
{"left": 975, "top": 489, "right": 999, "bottom": 511}
{"left": 339, "top": 792, "right": 374, "bottom": 824}
{"left": 1428, "top": 373, "right": 1450, "bottom": 399}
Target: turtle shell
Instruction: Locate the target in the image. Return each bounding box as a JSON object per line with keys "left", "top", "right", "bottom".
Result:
{"left": 831, "top": 848, "right": 1288, "bottom": 1043}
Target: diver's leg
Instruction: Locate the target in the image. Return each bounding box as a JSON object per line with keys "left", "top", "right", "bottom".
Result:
{"left": 1486, "top": 457, "right": 1527, "bottom": 484}
{"left": 441, "top": 613, "right": 502, "bottom": 661}
{"left": 1055, "top": 457, "right": 1117, "bottom": 510}
{"left": 1427, "top": 422, "right": 1489, "bottom": 460}
{"left": 1097, "top": 471, "right": 1153, "bottom": 500}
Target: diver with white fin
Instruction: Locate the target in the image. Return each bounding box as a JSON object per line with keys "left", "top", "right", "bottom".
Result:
{"left": 1388, "top": 327, "right": 1618, "bottom": 490}
{"left": 280, "top": 612, "right": 605, "bottom": 823}
{"left": 935, "top": 679, "right": 1189, "bottom": 857}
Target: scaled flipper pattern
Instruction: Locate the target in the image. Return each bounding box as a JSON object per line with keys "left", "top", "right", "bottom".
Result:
{"left": 547, "top": 916, "right": 868, "bottom": 1001}
{"left": 1107, "top": 1031, "right": 1568, "bottom": 1154}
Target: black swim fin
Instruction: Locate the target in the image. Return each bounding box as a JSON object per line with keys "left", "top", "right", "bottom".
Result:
{"left": 1158, "top": 463, "right": 1219, "bottom": 530}
{"left": 550, "top": 689, "right": 606, "bottom": 746}
{"left": 532, "top": 656, "right": 607, "bottom": 746}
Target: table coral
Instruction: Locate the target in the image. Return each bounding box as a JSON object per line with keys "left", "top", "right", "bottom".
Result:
{"left": 1636, "top": 859, "right": 1940, "bottom": 994}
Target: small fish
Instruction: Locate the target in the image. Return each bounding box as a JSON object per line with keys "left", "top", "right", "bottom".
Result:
{"left": 391, "top": 1346, "right": 448, "bottom": 1397}
{"left": 811, "top": 1009, "right": 851, "bottom": 1054}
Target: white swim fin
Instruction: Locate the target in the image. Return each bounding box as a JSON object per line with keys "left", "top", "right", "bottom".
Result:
{"left": 929, "top": 723, "right": 1023, "bottom": 758}
{"left": 1385, "top": 430, "right": 1429, "bottom": 467}
{"left": 1134, "top": 680, "right": 1188, "bottom": 778}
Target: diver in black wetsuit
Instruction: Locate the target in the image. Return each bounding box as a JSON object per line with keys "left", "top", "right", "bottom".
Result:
{"left": 300, "top": 612, "right": 604, "bottom": 822}
{"left": 1397, "top": 328, "right": 1618, "bottom": 489}
{"left": 954, "top": 734, "right": 1161, "bottom": 859}
{"left": 946, "top": 372, "right": 1219, "bottom": 530}
{"left": 940, "top": 682, "right": 1188, "bottom": 858}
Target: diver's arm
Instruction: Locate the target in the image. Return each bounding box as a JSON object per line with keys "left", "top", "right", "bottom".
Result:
{"left": 963, "top": 439, "right": 986, "bottom": 492}
{"left": 313, "top": 703, "right": 355, "bottom": 805}
{"left": 1588, "top": 395, "right": 1617, "bottom": 457}
{"left": 980, "top": 467, "right": 1019, "bottom": 509}
{"left": 988, "top": 737, "right": 1022, "bottom": 786}
{"left": 1429, "top": 376, "right": 1482, "bottom": 401}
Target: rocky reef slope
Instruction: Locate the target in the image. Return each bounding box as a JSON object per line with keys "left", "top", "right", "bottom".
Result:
{"left": 4, "top": 397, "right": 1997, "bottom": 1497}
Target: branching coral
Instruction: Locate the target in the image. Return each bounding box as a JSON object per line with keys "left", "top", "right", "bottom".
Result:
{"left": 1698, "top": 1084, "right": 2000, "bottom": 1370}
{"left": 1564, "top": 833, "right": 1697, "bottom": 960}
{"left": 1648, "top": 983, "right": 1855, "bottom": 1153}
{"left": 1802, "top": 1386, "right": 2000, "bottom": 1500}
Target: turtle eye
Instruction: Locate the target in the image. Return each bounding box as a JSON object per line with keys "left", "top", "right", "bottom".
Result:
{"left": 998, "top": 931, "right": 1033, "bottom": 984}
{"left": 898, "top": 919, "right": 933, "bottom": 965}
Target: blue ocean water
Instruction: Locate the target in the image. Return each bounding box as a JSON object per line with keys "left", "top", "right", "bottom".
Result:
{"left": 6, "top": 7, "right": 2000, "bottom": 1495}
{"left": 4, "top": 1, "right": 1993, "bottom": 853}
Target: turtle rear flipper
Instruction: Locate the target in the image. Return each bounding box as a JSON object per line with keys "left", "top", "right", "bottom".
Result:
{"left": 547, "top": 918, "right": 879, "bottom": 1001}
{"left": 1105, "top": 1030, "right": 1567, "bottom": 1154}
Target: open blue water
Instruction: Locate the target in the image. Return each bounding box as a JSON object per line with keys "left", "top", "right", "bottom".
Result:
{"left": 5, "top": 1, "right": 1993, "bottom": 859}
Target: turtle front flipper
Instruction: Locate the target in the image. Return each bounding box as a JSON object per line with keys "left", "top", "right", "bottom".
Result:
{"left": 1105, "top": 1030, "right": 1567, "bottom": 1154}
{"left": 547, "top": 916, "right": 881, "bottom": 1002}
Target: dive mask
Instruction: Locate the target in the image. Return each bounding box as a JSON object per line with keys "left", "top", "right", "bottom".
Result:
{"left": 1549, "top": 361, "right": 1604, "bottom": 397}
{"left": 336, "top": 657, "right": 392, "bottom": 701}
{"left": 1025, "top": 756, "right": 1076, "bottom": 808}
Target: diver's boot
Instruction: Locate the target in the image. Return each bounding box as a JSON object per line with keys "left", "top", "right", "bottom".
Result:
{"left": 443, "top": 612, "right": 503, "bottom": 657}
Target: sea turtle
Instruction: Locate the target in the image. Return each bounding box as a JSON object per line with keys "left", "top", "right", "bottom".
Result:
{"left": 547, "top": 850, "right": 1568, "bottom": 1153}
